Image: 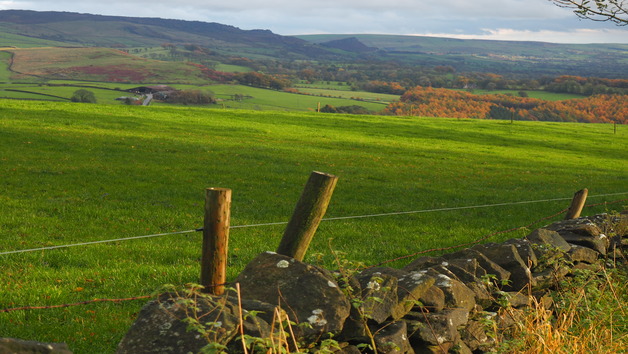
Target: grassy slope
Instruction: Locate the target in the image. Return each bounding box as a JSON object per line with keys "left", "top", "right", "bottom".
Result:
{"left": 5, "top": 47, "right": 209, "bottom": 83}
{"left": 0, "top": 100, "right": 626, "bottom": 352}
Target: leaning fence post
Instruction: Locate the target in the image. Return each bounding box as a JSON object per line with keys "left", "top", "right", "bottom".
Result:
{"left": 276, "top": 171, "right": 338, "bottom": 261}
{"left": 200, "top": 188, "right": 231, "bottom": 295}
{"left": 565, "top": 188, "right": 588, "bottom": 220}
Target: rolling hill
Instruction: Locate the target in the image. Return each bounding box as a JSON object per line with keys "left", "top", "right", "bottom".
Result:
{"left": 1, "top": 10, "right": 627, "bottom": 78}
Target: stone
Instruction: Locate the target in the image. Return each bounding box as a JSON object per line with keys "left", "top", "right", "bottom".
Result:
{"left": 373, "top": 320, "right": 414, "bottom": 354}
{"left": 0, "top": 338, "right": 72, "bottom": 354}
{"left": 533, "top": 266, "right": 570, "bottom": 290}
{"left": 358, "top": 267, "right": 435, "bottom": 320}
{"left": 453, "top": 340, "right": 474, "bottom": 354}
{"left": 426, "top": 265, "right": 491, "bottom": 309}
{"left": 446, "top": 258, "right": 488, "bottom": 279}
{"left": 526, "top": 228, "right": 571, "bottom": 252}
{"left": 417, "top": 286, "right": 445, "bottom": 313}
{"left": 394, "top": 271, "right": 436, "bottom": 320}
{"left": 442, "top": 249, "right": 511, "bottom": 285}
{"left": 117, "top": 293, "right": 270, "bottom": 354}
{"left": 427, "top": 269, "right": 476, "bottom": 312}
{"left": 567, "top": 245, "right": 599, "bottom": 264}
{"left": 460, "top": 320, "right": 493, "bottom": 352}
{"left": 355, "top": 272, "right": 399, "bottom": 324}
{"left": 504, "top": 292, "right": 532, "bottom": 308}
{"left": 406, "top": 309, "right": 467, "bottom": 348}
{"left": 234, "top": 252, "right": 350, "bottom": 339}
{"left": 504, "top": 238, "right": 538, "bottom": 268}
{"left": 546, "top": 220, "right": 609, "bottom": 254}
{"left": 559, "top": 231, "right": 610, "bottom": 255}
{"left": 471, "top": 243, "right": 534, "bottom": 292}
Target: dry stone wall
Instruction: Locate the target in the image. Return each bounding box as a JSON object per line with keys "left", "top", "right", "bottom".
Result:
{"left": 117, "top": 212, "right": 627, "bottom": 353}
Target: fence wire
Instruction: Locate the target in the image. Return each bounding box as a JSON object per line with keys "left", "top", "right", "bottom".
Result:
{"left": 1, "top": 195, "right": 627, "bottom": 314}
{"left": 1, "top": 192, "right": 626, "bottom": 256}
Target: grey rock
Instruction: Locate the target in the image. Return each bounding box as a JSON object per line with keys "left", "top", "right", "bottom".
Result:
{"left": 117, "top": 293, "right": 269, "bottom": 354}
{"left": 406, "top": 308, "right": 467, "bottom": 347}
{"left": 427, "top": 269, "right": 476, "bottom": 312}
{"left": 442, "top": 249, "right": 511, "bottom": 285}
{"left": 234, "top": 252, "right": 350, "bottom": 339}
{"left": 445, "top": 258, "right": 488, "bottom": 279}
{"left": 526, "top": 228, "right": 572, "bottom": 252}
{"left": 567, "top": 244, "right": 599, "bottom": 264}
{"left": 418, "top": 285, "right": 445, "bottom": 313}
{"left": 373, "top": 321, "right": 414, "bottom": 354}
{"left": 471, "top": 243, "right": 534, "bottom": 291}
{"left": 356, "top": 272, "right": 399, "bottom": 324}
{"left": 504, "top": 238, "right": 538, "bottom": 268}
{"left": 426, "top": 265, "right": 491, "bottom": 309}
{"left": 546, "top": 220, "right": 609, "bottom": 254}
{"left": 460, "top": 320, "right": 493, "bottom": 352}
{"left": 0, "top": 338, "right": 72, "bottom": 354}
{"left": 358, "top": 267, "right": 435, "bottom": 320}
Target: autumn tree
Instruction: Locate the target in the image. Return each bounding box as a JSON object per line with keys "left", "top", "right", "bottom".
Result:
{"left": 547, "top": 0, "right": 627, "bottom": 25}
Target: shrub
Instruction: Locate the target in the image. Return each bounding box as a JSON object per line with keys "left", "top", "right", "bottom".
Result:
{"left": 70, "top": 89, "right": 97, "bottom": 103}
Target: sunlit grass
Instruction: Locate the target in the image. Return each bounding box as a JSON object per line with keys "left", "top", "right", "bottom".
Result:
{"left": 0, "top": 100, "right": 626, "bottom": 352}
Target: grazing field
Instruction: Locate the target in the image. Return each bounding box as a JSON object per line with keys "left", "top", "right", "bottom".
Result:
{"left": 208, "top": 84, "right": 388, "bottom": 111}
{"left": 0, "top": 100, "right": 626, "bottom": 352}
{"left": 4, "top": 47, "right": 210, "bottom": 83}
{"left": 293, "top": 87, "right": 399, "bottom": 105}
{"left": 464, "top": 89, "right": 586, "bottom": 101}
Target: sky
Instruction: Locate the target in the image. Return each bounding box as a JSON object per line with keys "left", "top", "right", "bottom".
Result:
{"left": 1, "top": 0, "right": 627, "bottom": 44}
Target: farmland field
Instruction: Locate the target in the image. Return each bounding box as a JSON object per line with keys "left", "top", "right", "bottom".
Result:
{"left": 0, "top": 100, "right": 626, "bottom": 352}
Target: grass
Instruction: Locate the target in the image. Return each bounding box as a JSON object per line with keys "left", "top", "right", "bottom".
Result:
{"left": 457, "top": 89, "right": 585, "bottom": 101}
{"left": 4, "top": 47, "right": 209, "bottom": 83}
{"left": 208, "top": 84, "right": 387, "bottom": 111}
{"left": 214, "top": 64, "right": 253, "bottom": 73}
{"left": 496, "top": 267, "right": 628, "bottom": 353}
{"left": 292, "top": 87, "right": 398, "bottom": 105}
{"left": 0, "top": 100, "right": 626, "bottom": 352}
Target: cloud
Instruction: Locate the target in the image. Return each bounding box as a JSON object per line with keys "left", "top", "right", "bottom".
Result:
{"left": 1, "top": 0, "right": 627, "bottom": 43}
{"left": 420, "top": 28, "right": 628, "bottom": 44}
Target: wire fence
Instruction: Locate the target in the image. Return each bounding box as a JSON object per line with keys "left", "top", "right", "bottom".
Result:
{"left": 1, "top": 192, "right": 627, "bottom": 314}
{"left": 1, "top": 191, "right": 627, "bottom": 257}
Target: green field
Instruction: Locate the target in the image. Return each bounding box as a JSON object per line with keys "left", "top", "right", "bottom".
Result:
{"left": 208, "top": 84, "right": 388, "bottom": 111}
{"left": 463, "top": 89, "right": 585, "bottom": 101}
{"left": 293, "top": 87, "right": 399, "bottom": 105}
{"left": 0, "top": 100, "right": 626, "bottom": 352}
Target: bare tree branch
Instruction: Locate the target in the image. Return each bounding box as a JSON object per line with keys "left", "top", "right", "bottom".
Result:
{"left": 549, "top": 0, "right": 628, "bottom": 25}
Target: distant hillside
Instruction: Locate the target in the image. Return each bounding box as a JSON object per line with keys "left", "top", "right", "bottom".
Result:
{"left": 320, "top": 37, "right": 378, "bottom": 53}
{"left": 298, "top": 34, "right": 628, "bottom": 78}
{"left": 0, "top": 10, "right": 338, "bottom": 60}
{"left": 1, "top": 10, "right": 627, "bottom": 78}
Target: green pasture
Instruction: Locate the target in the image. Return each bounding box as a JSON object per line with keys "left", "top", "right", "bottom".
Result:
{"left": 294, "top": 87, "right": 399, "bottom": 105}
{"left": 215, "top": 63, "right": 252, "bottom": 73}
{"left": 0, "top": 100, "right": 626, "bottom": 352}
{"left": 0, "top": 51, "right": 12, "bottom": 82}
{"left": 0, "top": 83, "right": 139, "bottom": 103}
{"left": 208, "top": 84, "right": 386, "bottom": 111}
{"left": 464, "top": 89, "right": 585, "bottom": 101}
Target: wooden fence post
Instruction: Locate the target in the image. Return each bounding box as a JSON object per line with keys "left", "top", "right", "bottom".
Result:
{"left": 565, "top": 188, "right": 588, "bottom": 220}
{"left": 276, "top": 171, "right": 338, "bottom": 261}
{"left": 200, "top": 188, "right": 231, "bottom": 295}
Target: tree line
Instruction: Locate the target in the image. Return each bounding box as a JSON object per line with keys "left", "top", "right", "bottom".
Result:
{"left": 383, "top": 86, "right": 627, "bottom": 124}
